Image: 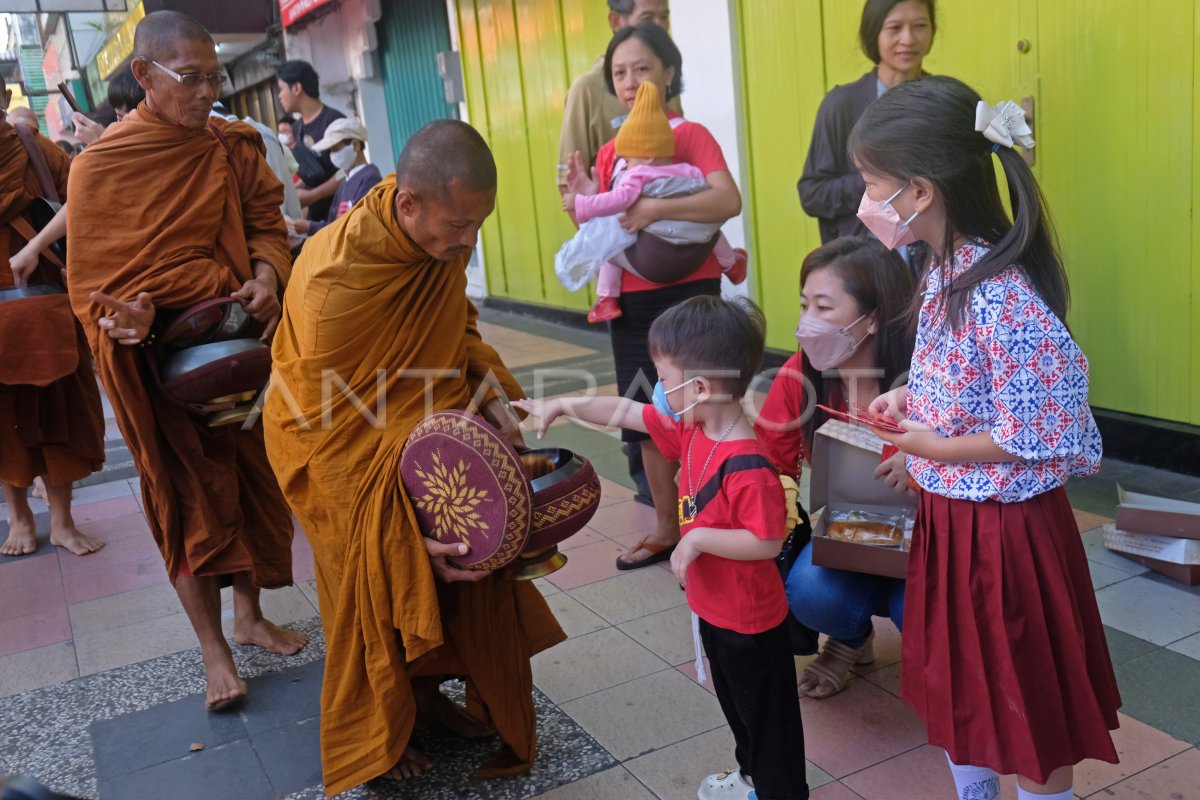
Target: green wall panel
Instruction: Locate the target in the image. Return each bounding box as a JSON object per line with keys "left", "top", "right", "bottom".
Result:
{"left": 377, "top": 0, "right": 458, "bottom": 158}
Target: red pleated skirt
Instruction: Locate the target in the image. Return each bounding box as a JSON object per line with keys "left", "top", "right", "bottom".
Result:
{"left": 901, "top": 487, "right": 1121, "bottom": 783}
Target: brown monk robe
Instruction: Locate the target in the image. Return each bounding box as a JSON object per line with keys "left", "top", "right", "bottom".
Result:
{"left": 264, "top": 120, "right": 565, "bottom": 797}
{"left": 0, "top": 87, "right": 106, "bottom": 557}
{"left": 64, "top": 11, "right": 306, "bottom": 710}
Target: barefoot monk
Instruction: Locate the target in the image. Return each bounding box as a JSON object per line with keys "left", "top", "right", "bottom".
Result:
{"left": 0, "top": 75, "right": 106, "bottom": 558}
{"left": 263, "top": 120, "right": 565, "bottom": 796}
{"left": 65, "top": 10, "right": 307, "bottom": 710}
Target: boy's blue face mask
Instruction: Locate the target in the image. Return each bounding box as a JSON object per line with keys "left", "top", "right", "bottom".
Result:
{"left": 652, "top": 377, "right": 700, "bottom": 422}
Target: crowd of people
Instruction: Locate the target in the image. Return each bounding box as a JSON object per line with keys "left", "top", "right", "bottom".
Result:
{"left": 0, "top": 2, "right": 1123, "bottom": 800}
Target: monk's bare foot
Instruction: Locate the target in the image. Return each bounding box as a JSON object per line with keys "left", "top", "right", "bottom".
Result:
{"left": 31, "top": 477, "right": 46, "bottom": 501}
{"left": 232, "top": 618, "right": 309, "bottom": 656}
{"left": 414, "top": 680, "right": 495, "bottom": 739}
{"left": 203, "top": 657, "right": 247, "bottom": 711}
{"left": 1, "top": 510, "right": 38, "bottom": 556}
{"left": 50, "top": 523, "right": 105, "bottom": 556}
{"left": 383, "top": 745, "right": 432, "bottom": 780}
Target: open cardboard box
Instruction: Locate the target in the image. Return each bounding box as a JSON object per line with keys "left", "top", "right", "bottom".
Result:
{"left": 1115, "top": 485, "right": 1200, "bottom": 541}
{"left": 1103, "top": 523, "right": 1200, "bottom": 586}
{"left": 809, "top": 419, "right": 917, "bottom": 580}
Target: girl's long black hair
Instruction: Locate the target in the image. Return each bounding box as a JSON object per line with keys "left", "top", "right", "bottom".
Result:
{"left": 848, "top": 75, "right": 1069, "bottom": 327}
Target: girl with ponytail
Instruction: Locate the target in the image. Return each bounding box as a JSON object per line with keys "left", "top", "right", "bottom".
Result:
{"left": 850, "top": 76, "right": 1120, "bottom": 800}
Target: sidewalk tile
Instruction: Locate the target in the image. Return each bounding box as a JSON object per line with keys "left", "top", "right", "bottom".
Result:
{"left": 72, "top": 495, "right": 142, "bottom": 524}
{"left": 618, "top": 603, "right": 696, "bottom": 666}
{"left": 71, "top": 480, "right": 133, "bottom": 505}
{"left": 0, "top": 548, "right": 60, "bottom": 585}
{"left": 250, "top": 717, "right": 322, "bottom": 796}
{"left": 1104, "top": 626, "right": 1160, "bottom": 668}
{"left": 597, "top": 480, "right": 636, "bottom": 507}
{"left": 0, "top": 641, "right": 78, "bottom": 698}
{"left": 840, "top": 744, "right": 955, "bottom": 800}
{"left": 75, "top": 611, "right": 198, "bottom": 674}
{"left": 533, "top": 577, "right": 560, "bottom": 597}
{"left": 1091, "top": 560, "right": 1137, "bottom": 590}
{"left": 1074, "top": 712, "right": 1192, "bottom": 795}
{"left": 587, "top": 499, "right": 659, "bottom": 543}
{"left": 1167, "top": 632, "right": 1200, "bottom": 661}
{"left": 1111, "top": 650, "right": 1200, "bottom": 745}
{"left": 677, "top": 658, "right": 717, "bottom": 695}
{"left": 545, "top": 539, "right": 629, "bottom": 591}
{"left": 63, "top": 555, "right": 169, "bottom": 604}
{"left": 560, "top": 668, "right": 726, "bottom": 760}
{"left": 0, "top": 605, "right": 71, "bottom": 657}
{"left": 68, "top": 582, "right": 183, "bottom": 636}
{"left": 851, "top": 618, "right": 902, "bottom": 676}
{"left": 0, "top": 567, "right": 66, "bottom": 621}
{"left": 531, "top": 627, "right": 667, "bottom": 703}
{"left": 97, "top": 739, "right": 272, "bottom": 800}
{"left": 569, "top": 567, "right": 688, "bottom": 625}
{"left": 1085, "top": 746, "right": 1200, "bottom": 798}
{"left": 861, "top": 661, "right": 902, "bottom": 697}
{"left": 1095, "top": 576, "right": 1200, "bottom": 645}
{"left": 799, "top": 677, "right": 928, "bottom": 778}
{"left": 530, "top": 766, "right": 655, "bottom": 800}
{"left": 1074, "top": 509, "right": 1113, "bottom": 533}
{"left": 1081, "top": 530, "right": 1149, "bottom": 577}
{"left": 559, "top": 528, "right": 609, "bottom": 551}
{"left": 75, "top": 512, "right": 152, "bottom": 542}
{"left": 541, "top": 592, "right": 608, "bottom": 639}
{"left": 811, "top": 783, "right": 867, "bottom": 799}
{"left": 58, "top": 530, "right": 161, "bottom": 575}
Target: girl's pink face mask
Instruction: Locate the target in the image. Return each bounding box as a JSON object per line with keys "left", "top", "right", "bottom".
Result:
{"left": 857, "top": 183, "right": 919, "bottom": 250}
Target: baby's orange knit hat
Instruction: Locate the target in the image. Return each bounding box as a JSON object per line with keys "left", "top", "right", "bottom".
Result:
{"left": 613, "top": 82, "right": 675, "bottom": 159}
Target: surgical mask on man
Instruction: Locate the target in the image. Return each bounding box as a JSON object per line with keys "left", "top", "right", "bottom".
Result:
{"left": 794, "top": 313, "right": 869, "bottom": 371}
{"left": 856, "top": 183, "right": 918, "bottom": 250}
{"left": 278, "top": 132, "right": 293, "bottom": 147}
{"left": 330, "top": 144, "right": 358, "bottom": 174}
{"left": 652, "top": 377, "right": 700, "bottom": 422}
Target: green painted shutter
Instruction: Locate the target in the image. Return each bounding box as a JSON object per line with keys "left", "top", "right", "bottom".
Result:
{"left": 377, "top": 0, "right": 459, "bottom": 158}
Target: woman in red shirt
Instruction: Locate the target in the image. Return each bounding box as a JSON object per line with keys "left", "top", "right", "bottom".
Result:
{"left": 564, "top": 22, "right": 742, "bottom": 569}
{"left": 754, "top": 236, "right": 915, "bottom": 698}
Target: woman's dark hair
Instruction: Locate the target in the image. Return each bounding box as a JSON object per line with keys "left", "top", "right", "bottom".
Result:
{"left": 798, "top": 237, "right": 916, "bottom": 450}
{"left": 277, "top": 60, "right": 320, "bottom": 99}
{"left": 848, "top": 75, "right": 1068, "bottom": 327}
{"left": 107, "top": 64, "right": 145, "bottom": 112}
{"left": 648, "top": 295, "right": 766, "bottom": 399}
{"left": 603, "top": 22, "right": 684, "bottom": 101}
{"left": 859, "top": 0, "right": 936, "bottom": 64}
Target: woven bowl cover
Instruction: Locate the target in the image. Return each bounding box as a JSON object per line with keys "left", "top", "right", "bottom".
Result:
{"left": 524, "top": 448, "right": 601, "bottom": 553}
{"left": 400, "top": 410, "right": 532, "bottom": 570}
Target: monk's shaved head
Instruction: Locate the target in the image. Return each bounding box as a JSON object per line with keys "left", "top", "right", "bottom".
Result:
{"left": 133, "top": 10, "right": 215, "bottom": 63}
{"left": 395, "top": 120, "right": 497, "bottom": 199}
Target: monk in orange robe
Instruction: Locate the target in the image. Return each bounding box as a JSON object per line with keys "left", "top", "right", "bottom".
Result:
{"left": 263, "top": 120, "right": 565, "bottom": 796}
{"left": 65, "top": 11, "right": 307, "bottom": 710}
{"left": 0, "top": 77, "right": 106, "bottom": 557}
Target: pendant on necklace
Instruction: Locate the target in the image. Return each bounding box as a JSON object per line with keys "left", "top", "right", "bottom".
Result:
{"left": 678, "top": 495, "right": 698, "bottom": 525}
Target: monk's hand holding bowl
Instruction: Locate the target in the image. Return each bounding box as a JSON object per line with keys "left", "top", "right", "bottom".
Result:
{"left": 91, "top": 291, "right": 155, "bottom": 346}
{"left": 233, "top": 261, "right": 282, "bottom": 343}
{"left": 424, "top": 538, "right": 492, "bottom": 583}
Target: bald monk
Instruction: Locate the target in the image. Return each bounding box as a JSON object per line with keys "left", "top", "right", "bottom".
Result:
{"left": 8, "top": 106, "right": 40, "bottom": 133}
{"left": 65, "top": 11, "right": 307, "bottom": 710}
{"left": 263, "top": 120, "right": 566, "bottom": 795}
{"left": 1, "top": 76, "right": 106, "bottom": 557}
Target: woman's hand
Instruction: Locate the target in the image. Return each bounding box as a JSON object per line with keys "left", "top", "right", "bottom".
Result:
{"left": 72, "top": 112, "right": 105, "bottom": 145}
{"left": 564, "top": 151, "right": 599, "bottom": 198}
{"left": 512, "top": 398, "right": 565, "bottom": 440}
{"left": 869, "top": 385, "right": 909, "bottom": 421}
{"left": 8, "top": 242, "right": 40, "bottom": 288}
{"left": 872, "top": 450, "right": 916, "bottom": 496}
{"left": 619, "top": 197, "right": 664, "bottom": 233}
{"left": 91, "top": 291, "right": 156, "bottom": 346}
{"left": 670, "top": 535, "right": 700, "bottom": 587}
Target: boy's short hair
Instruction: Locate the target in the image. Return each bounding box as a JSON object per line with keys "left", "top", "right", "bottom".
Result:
{"left": 648, "top": 295, "right": 766, "bottom": 398}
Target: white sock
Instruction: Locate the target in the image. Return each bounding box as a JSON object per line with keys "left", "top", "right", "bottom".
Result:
{"left": 946, "top": 753, "right": 999, "bottom": 800}
{"left": 1017, "top": 788, "right": 1073, "bottom": 800}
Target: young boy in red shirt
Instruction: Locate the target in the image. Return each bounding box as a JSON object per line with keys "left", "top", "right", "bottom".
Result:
{"left": 516, "top": 295, "right": 809, "bottom": 800}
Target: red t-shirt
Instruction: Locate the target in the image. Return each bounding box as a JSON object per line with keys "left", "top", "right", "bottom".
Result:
{"left": 594, "top": 114, "right": 728, "bottom": 294}
{"left": 753, "top": 352, "right": 850, "bottom": 480}
{"left": 642, "top": 405, "right": 788, "bottom": 634}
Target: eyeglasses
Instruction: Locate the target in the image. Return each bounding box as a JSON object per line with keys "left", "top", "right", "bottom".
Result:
{"left": 150, "top": 60, "right": 228, "bottom": 91}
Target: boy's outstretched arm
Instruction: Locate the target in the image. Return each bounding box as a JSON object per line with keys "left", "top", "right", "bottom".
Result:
{"left": 513, "top": 396, "right": 650, "bottom": 440}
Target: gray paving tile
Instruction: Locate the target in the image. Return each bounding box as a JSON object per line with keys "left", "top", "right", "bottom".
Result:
{"left": 1103, "top": 625, "right": 1160, "bottom": 668}
{"left": 1113, "top": 648, "right": 1200, "bottom": 745}
{"left": 239, "top": 658, "right": 324, "bottom": 735}
{"left": 1094, "top": 576, "right": 1200, "bottom": 646}
{"left": 1141, "top": 569, "right": 1200, "bottom": 597}
{"left": 252, "top": 717, "right": 322, "bottom": 796}
{"left": 90, "top": 694, "right": 247, "bottom": 780}
{"left": 1167, "top": 632, "right": 1200, "bottom": 660}
{"left": 1089, "top": 559, "right": 1136, "bottom": 590}
{"left": 97, "top": 739, "right": 272, "bottom": 800}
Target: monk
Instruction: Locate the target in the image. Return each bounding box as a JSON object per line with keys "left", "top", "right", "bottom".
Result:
{"left": 1, "top": 76, "right": 106, "bottom": 557}
{"left": 65, "top": 10, "right": 307, "bottom": 710}
{"left": 263, "top": 120, "right": 566, "bottom": 796}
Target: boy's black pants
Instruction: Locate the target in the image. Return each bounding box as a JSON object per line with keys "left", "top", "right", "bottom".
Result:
{"left": 700, "top": 617, "right": 810, "bottom": 800}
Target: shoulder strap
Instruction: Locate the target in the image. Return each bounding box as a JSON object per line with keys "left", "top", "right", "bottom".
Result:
{"left": 691, "top": 453, "right": 776, "bottom": 518}
{"left": 12, "top": 123, "right": 60, "bottom": 203}
{"left": 208, "top": 121, "right": 234, "bottom": 157}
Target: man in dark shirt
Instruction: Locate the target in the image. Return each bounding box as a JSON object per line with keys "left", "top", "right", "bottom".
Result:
{"left": 277, "top": 60, "right": 345, "bottom": 222}
{"left": 285, "top": 116, "right": 382, "bottom": 239}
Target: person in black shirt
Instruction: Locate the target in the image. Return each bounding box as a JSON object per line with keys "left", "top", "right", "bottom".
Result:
{"left": 277, "top": 60, "right": 345, "bottom": 222}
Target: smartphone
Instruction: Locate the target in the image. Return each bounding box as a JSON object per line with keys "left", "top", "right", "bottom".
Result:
{"left": 57, "top": 81, "right": 80, "bottom": 113}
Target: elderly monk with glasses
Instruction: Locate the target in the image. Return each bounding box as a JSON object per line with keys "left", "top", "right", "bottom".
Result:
{"left": 65, "top": 10, "right": 307, "bottom": 711}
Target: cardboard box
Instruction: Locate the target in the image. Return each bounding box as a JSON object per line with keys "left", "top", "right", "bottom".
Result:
{"left": 1115, "top": 485, "right": 1200, "bottom": 541}
{"left": 809, "top": 420, "right": 917, "bottom": 580}
{"left": 1102, "top": 524, "right": 1200, "bottom": 586}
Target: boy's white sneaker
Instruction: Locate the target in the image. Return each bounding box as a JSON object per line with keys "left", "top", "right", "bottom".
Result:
{"left": 697, "top": 767, "right": 754, "bottom": 800}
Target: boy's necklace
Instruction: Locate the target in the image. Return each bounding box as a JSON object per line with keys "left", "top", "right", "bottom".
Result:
{"left": 680, "top": 413, "right": 743, "bottom": 524}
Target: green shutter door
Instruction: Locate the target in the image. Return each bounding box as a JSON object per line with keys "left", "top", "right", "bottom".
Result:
{"left": 377, "top": 0, "right": 459, "bottom": 158}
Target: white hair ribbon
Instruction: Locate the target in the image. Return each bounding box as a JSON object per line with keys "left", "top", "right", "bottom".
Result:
{"left": 974, "top": 100, "right": 1035, "bottom": 149}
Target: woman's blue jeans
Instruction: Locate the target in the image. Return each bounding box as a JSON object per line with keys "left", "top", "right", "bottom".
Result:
{"left": 784, "top": 540, "right": 906, "bottom": 649}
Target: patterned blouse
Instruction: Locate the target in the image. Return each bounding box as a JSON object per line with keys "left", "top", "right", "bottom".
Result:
{"left": 906, "top": 241, "right": 1102, "bottom": 503}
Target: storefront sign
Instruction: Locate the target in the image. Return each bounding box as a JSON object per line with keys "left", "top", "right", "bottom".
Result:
{"left": 95, "top": 1, "right": 145, "bottom": 79}
{"left": 280, "top": 0, "right": 336, "bottom": 29}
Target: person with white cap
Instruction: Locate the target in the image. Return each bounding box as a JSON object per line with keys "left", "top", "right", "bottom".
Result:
{"left": 285, "top": 116, "right": 381, "bottom": 239}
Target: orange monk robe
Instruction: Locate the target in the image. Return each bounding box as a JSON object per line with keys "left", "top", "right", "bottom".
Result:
{"left": 263, "top": 178, "right": 566, "bottom": 797}
{"left": 0, "top": 120, "right": 105, "bottom": 488}
{"left": 65, "top": 104, "right": 293, "bottom": 585}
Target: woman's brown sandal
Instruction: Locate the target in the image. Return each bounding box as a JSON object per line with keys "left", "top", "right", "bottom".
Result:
{"left": 798, "top": 631, "right": 875, "bottom": 699}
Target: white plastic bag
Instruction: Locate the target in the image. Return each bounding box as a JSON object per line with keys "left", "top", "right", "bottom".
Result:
{"left": 554, "top": 215, "right": 636, "bottom": 292}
